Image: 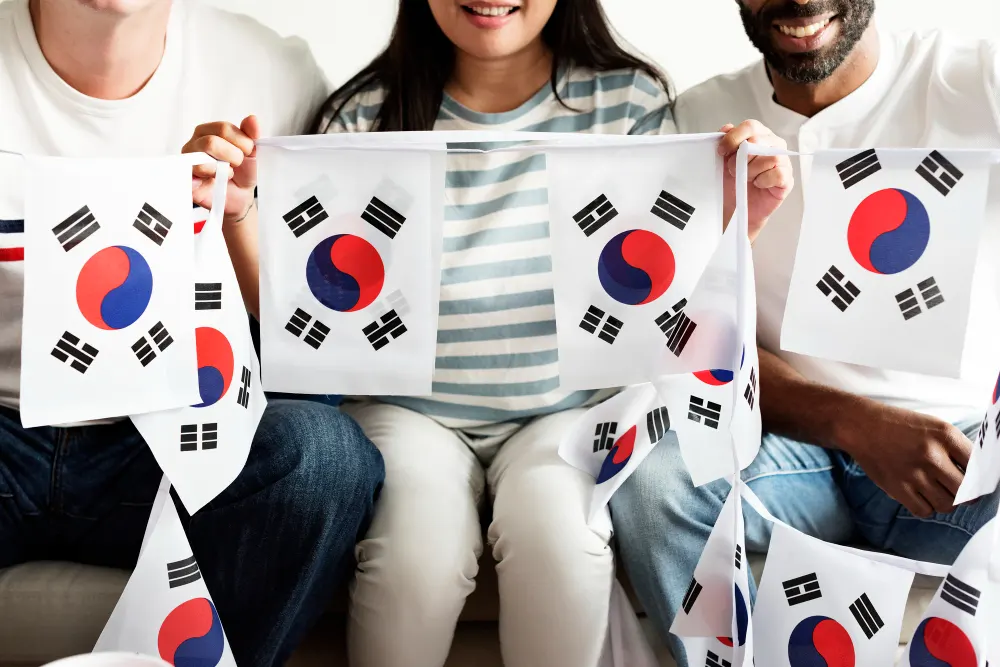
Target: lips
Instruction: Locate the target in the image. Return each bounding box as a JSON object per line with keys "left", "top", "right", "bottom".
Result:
{"left": 461, "top": 3, "right": 520, "bottom": 17}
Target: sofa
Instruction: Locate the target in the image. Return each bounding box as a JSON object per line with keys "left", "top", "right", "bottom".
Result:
{"left": 0, "top": 549, "right": 939, "bottom": 667}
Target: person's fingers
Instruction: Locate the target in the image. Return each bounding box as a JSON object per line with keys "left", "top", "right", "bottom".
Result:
{"left": 898, "top": 483, "right": 934, "bottom": 518}
{"left": 718, "top": 119, "right": 764, "bottom": 156}
{"left": 188, "top": 136, "right": 245, "bottom": 168}
{"left": 913, "top": 470, "right": 955, "bottom": 514}
{"left": 747, "top": 155, "right": 781, "bottom": 182}
{"left": 940, "top": 428, "right": 974, "bottom": 470}
{"left": 932, "top": 452, "right": 966, "bottom": 498}
{"left": 753, "top": 162, "right": 795, "bottom": 195}
{"left": 189, "top": 122, "right": 255, "bottom": 156}
{"left": 240, "top": 115, "right": 261, "bottom": 151}
{"left": 718, "top": 123, "right": 736, "bottom": 133}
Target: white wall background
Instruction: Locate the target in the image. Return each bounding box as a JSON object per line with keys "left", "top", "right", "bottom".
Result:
{"left": 205, "top": 0, "right": 1000, "bottom": 94}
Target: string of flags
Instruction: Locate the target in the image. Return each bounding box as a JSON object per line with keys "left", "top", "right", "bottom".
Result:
{"left": 5, "top": 136, "right": 1000, "bottom": 666}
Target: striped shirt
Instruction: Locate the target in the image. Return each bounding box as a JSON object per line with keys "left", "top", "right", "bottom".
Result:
{"left": 323, "top": 67, "right": 676, "bottom": 435}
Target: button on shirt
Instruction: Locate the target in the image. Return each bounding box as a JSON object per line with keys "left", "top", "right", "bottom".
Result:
{"left": 675, "top": 29, "right": 1000, "bottom": 423}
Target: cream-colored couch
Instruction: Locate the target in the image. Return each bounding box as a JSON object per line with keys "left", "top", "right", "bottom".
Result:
{"left": 0, "top": 551, "right": 938, "bottom": 667}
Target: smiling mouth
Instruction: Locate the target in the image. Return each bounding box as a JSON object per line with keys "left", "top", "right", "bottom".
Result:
{"left": 461, "top": 5, "right": 521, "bottom": 17}
{"left": 776, "top": 17, "right": 833, "bottom": 38}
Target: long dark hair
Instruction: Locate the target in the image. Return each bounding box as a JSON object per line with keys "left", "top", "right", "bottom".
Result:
{"left": 311, "top": 0, "right": 671, "bottom": 133}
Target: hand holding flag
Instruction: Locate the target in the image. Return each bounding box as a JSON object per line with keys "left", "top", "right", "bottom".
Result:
{"left": 716, "top": 121, "right": 794, "bottom": 240}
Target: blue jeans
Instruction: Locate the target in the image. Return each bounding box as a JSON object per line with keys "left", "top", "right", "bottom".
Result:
{"left": 0, "top": 399, "right": 384, "bottom": 667}
{"left": 610, "top": 422, "right": 999, "bottom": 667}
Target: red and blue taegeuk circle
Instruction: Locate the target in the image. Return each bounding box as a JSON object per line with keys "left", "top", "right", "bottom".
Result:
{"left": 694, "top": 346, "right": 745, "bottom": 386}
{"left": 158, "top": 598, "right": 225, "bottom": 667}
{"left": 306, "top": 234, "right": 385, "bottom": 312}
{"left": 715, "top": 584, "right": 750, "bottom": 648}
{"left": 193, "top": 327, "right": 234, "bottom": 409}
{"left": 598, "top": 229, "right": 676, "bottom": 306}
{"left": 847, "top": 189, "right": 930, "bottom": 275}
{"left": 596, "top": 425, "right": 636, "bottom": 484}
{"left": 76, "top": 245, "right": 153, "bottom": 330}
{"left": 992, "top": 372, "right": 999, "bottom": 405}
{"left": 788, "top": 616, "right": 855, "bottom": 667}
{"left": 908, "top": 617, "right": 977, "bottom": 667}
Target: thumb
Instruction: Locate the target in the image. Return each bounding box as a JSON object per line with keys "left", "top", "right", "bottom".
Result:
{"left": 241, "top": 115, "right": 261, "bottom": 156}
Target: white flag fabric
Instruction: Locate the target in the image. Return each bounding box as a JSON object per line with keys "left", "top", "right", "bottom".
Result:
{"left": 897, "top": 517, "right": 999, "bottom": 667}
{"left": 95, "top": 479, "right": 237, "bottom": 667}
{"left": 130, "top": 173, "right": 266, "bottom": 514}
{"left": 20, "top": 156, "right": 199, "bottom": 427}
{"left": 671, "top": 484, "right": 751, "bottom": 650}
{"left": 781, "top": 149, "right": 991, "bottom": 377}
{"left": 557, "top": 383, "right": 671, "bottom": 523}
{"left": 753, "top": 522, "right": 914, "bottom": 667}
{"left": 653, "top": 222, "right": 762, "bottom": 487}
{"left": 548, "top": 137, "right": 727, "bottom": 390}
{"left": 257, "top": 141, "right": 444, "bottom": 395}
{"left": 600, "top": 579, "right": 660, "bottom": 667}
{"left": 955, "top": 371, "right": 1000, "bottom": 504}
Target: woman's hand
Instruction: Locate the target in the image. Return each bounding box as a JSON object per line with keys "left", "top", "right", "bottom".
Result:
{"left": 717, "top": 120, "right": 794, "bottom": 241}
{"left": 180, "top": 115, "right": 262, "bottom": 317}
{"left": 182, "top": 115, "right": 260, "bottom": 225}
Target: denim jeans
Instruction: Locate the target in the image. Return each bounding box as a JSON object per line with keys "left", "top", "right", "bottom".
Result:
{"left": 610, "top": 422, "right": 999, "bottom": 667}
{"left": 0, "top": 399, "right": 385, "bottom": 667}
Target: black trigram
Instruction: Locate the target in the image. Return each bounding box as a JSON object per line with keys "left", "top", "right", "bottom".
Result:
{"left": 688, "top": 396, "right": 723, "bottom": 429}
{"left": 579, "top": 305, "right": 623, "bottom": 345}
{"left": 646, "top": 406, "right": 670, "bottom": 444}
{"left": 995, "top": 410, "right": 1000, "bottom": 440}
{"left": 574, "top": 194, "right": 617, "bottom": 236}
{"left": 941, "top": 573, "right": 980, "bottom": 616}
{"left": 896, "top": 277, "right": 944, "bottom": 320}
{"left": 166, "top": 555, "right": 202, "bottom": 588}
{"left": 195, "top": 282, "right": 222, "bottom": 310}
{"left": 655, "top": 299, "right": 696, "bottom": 356}
{"left": 978, "top": 417, "right": 989, "bottom": 448}
{"left": 237, "top": 366, "right": 251, "bottom": 408}
{"left": 917, "top": 150, "right": 964, "bottom": 196}
{"left": 744, "top": 367, "right": 757, "bottom": 410}
{"left": 735, "top": 544, "right": 743, "bottom": 570}
{"left": 52, "top": 205, "right": 100, "bottom": 252}
{"left": 362, "top": 197, "right": 406, "bottom": 239}
{"left": 283, "top": 196, "right": 328, "bottom": 238}
{"left": 682, "top": 578, "right": 703, "bottom": 614}
{"left": 783, "top": 573, "right": 822, "bottom": 606}
{"left": 51, "top": 331, "right": 98, "bottom": 373}
{"left": 651, "top": 190, "right": 696, "bottom": 230}
{"left": 849, "top": 593, "right": 885, "bottom": 639}
{"left": 363, "top": 309, "right": 407, "bottom": 350}
{"left": 706, "top": 651, "right": 731, "bottom": 667}
{"left": 285, "top": 308, "right": 330, "bottom": 350}
{"left": 817, "top": 265, "right": 861, "bottom": 312}
{"left": 594, "top": 421, "right": 618, "bottom": 453}
{"left": 133, "top": 203, "right": 173, "bottom": 246}
{"left": 132, "top": 322, "right": 173, "bottom": 367}
{"left": 837, "top": 149, "right": 881, "bottom": 189}
{"left": 180, "top": 423, "right": 218, "bottom": 452}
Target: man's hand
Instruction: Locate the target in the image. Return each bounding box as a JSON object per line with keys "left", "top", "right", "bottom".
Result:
{"left": 717, "top": 120, "right": 794, "bottom": 242}
{"left": 182, "top": 115, "right": 260, "bottom": 225}
{"left": 837, "top": 400, "right": 972, "bottom": 518}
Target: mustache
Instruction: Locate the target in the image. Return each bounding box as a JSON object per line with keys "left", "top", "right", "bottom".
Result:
{"left": 754, "top": 0, "right": 848, "bottom": 26}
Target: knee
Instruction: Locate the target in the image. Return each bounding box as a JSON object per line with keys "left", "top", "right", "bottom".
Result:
{"left": 256, "top": 400, "right": 385, "bottom": 518}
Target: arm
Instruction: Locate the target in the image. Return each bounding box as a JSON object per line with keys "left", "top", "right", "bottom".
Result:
{"left": 758, "top": 346, "right": 974, "bottom": 517}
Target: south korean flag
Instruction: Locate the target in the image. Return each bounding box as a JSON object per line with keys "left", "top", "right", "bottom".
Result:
{"left": 671, "top": 484, "right": 752, "bottom": 661}
{"left": 753, "top": 523, "right": 914, "bottom": 667}
{"left": 20, "top": 156, "right": 198, "bottom": 427}
{"left": 782, "top": 149, "right": 991, "bottom": 377}
{"left": 130, "top": 173, "right": 266, "bottom": 514}
{"left": 955, "top": 371, "right": 1000, "bottom": 504}
{"left": 898, "top": 517, "right": 999, "bottom": 667}
{"left": 558, "top": 383, "right": 672, "bottom": 523}
{"left": 95, "top": 478, "right": 237, "bottom": 666}
{"left": 653, "top": 222, "right": 762, "bottom": 487}
{"left": 257, "top": 143, "right": 444, "bottom": 395}
{"left": 548, "top": 137, "right": 726, "bottom": 390}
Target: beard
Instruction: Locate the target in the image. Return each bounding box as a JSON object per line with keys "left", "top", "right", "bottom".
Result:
{"left": 739, "top": 0, "right": 875, "bottom": 84}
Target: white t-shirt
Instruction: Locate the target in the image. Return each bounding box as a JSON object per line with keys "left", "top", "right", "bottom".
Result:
{"left": 675, "top": 29, "right": 1000, "bottom": 424}
{"left": 0, "top": 0, "right": 329, "bottom": 410}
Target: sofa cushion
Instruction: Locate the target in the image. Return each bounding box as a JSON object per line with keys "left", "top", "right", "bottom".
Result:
{"left": 0, "top": 553, "right": 941, "bottom": 666}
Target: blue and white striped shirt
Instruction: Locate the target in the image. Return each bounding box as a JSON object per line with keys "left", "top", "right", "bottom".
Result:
{"left": 323, "top": 67, "right": 676, "bottom": 434}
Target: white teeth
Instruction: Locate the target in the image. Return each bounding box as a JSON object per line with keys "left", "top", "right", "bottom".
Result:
{"left": 777, "top": 18, "right": 831, "bottom": 38}
{"left": 468, "top": 5, "right": 515, "bottom": 16}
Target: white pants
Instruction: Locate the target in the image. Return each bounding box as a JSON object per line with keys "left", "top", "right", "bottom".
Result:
{"left": 342, "top": 403, "right": 615, "bottom": 667}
